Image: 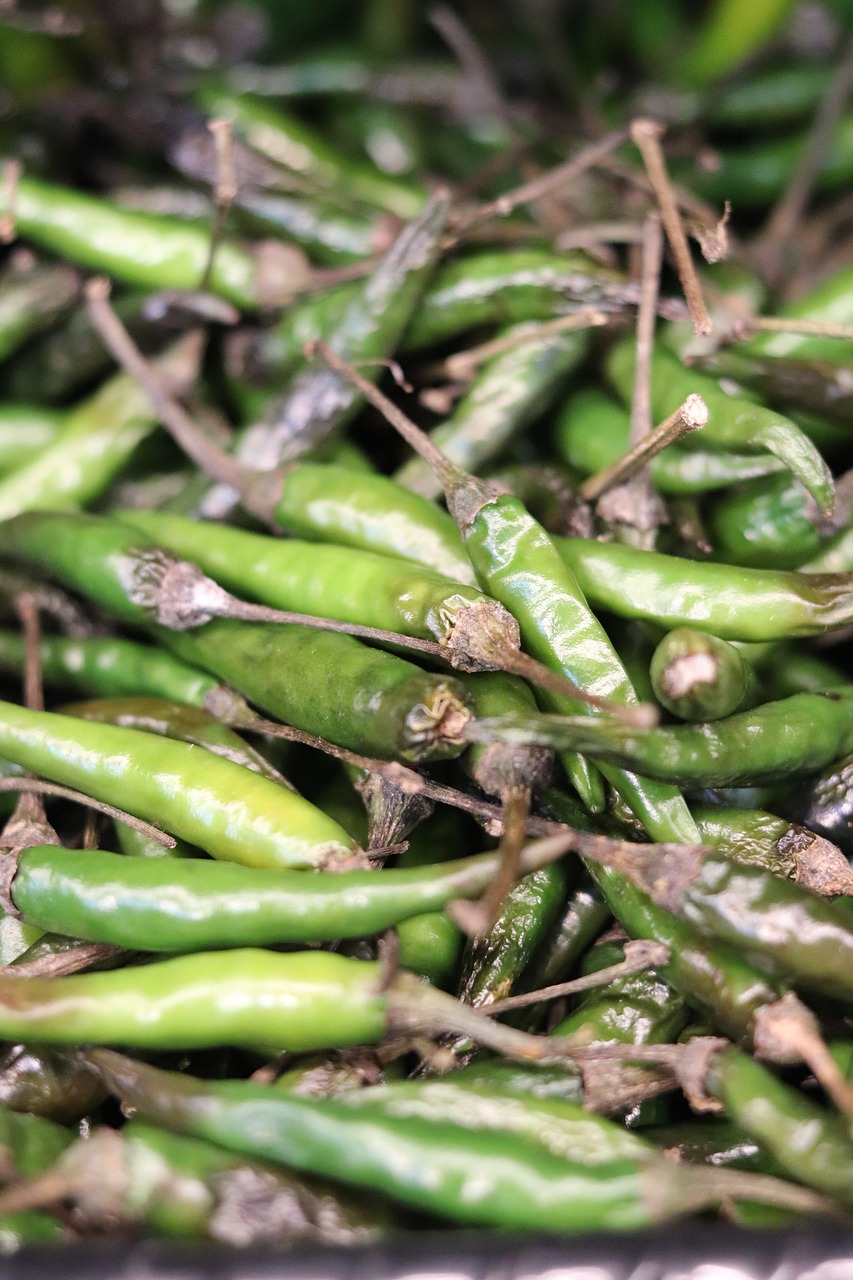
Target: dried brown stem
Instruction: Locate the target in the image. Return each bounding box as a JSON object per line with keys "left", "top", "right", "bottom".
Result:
{"left": 200, "top": 118, "right": 237, "bottom": 293}
{"left": 0, "top": 159, "right": 20, "bottom": 243}
{"left": 487, "top": 939, "right": 671, "bottom": 1014}
{"left": 0, "top": 779, "right": 176, "bottom": 848}
{"left": 4, "top": 942, "right": 127, "bottom": 979}
{"left": 580, "top": 394, "right": 708, "bottom": 502}
{"left": 754, "top": 992, "right": 853, "bottom": 1117}
{"left": 434, "top": 309, "right": 608, "bottom": 382}
{"left": 449, "top": 786, "right": 530, "bottom": 937}
{"left": 739, "top": 315, "right": 853, "bottom": 342}
{"left": 630, "top": 119, "right": 711, "bottom": 336}
{"left": 630, "top": 211, "right": 664, "bottom": 447}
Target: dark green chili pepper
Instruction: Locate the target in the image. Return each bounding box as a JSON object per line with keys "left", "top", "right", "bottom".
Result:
{"left": 0, "top": 174, "right": 309, "bottom": 310}
{"left": 746, "top": 261, "right": 853, "bottom": 365}
{"left": 602, "top": 842, "right": 853, "bottom": 1001}
{"left": 642, "top": 1117, "right": 783, "bottom": 1175}
{"left": 783, "top": 755, "right": 853, "bottom": 857}
{"left": 0, "top": 406, "right": 64, "bottom": 475}
{"left": 703, "top": 63, "right": 832, "bottom": 127}
{"left": 470, "top": 687, "right": 853, "bottom": 787}
{"left": 0, "top": 336, "right": 200, "bottom": 521}
{"left": 675, "top": 0, "right": 794, "bottom": 86}
{"left": 160, "top": 616, "right": 472, "bottom": 762}
{"left": 86, "top": 1049, "right": 832, "bottom": 1228}
{"left": 0, "top": 700, "right": 357, "bottom": 869}
{"left": 649, "top": 628, "right": 753, "bottom": 720}
{"left": 61, "top": 696, "right": 291, "bottom": 787}
{"left": 606, "top": 339, "right": 834, "bottom": 515}
{"left": 394, "top": 806, "right": 468, "bottom": 990}
{"left": 0, "top": 630, "right": 222, "bottom": 707}
{"left": 38, "top": 1119, "right": 390, "bottom": 1243}
{"left": 692, "top": 803, "right": 853, "bottom": 891}
{"left": 708, "top": 473, "right": 824, "bottom": 569}
{"left": 457, "top": 863, "right": 572, "bottom": 1008}
{"left": 555, "top": 388, "right": 787, "bottom": 494}
{"left": 395, "top": 322, "right": 591, "bottom": 500}
{"left": 518, "top": 864, "right": 611, "bottom": 998}
{"left": 707, "top": 1045, "right": 853, "bottom": 1204}
{"left": 553, "top": 536, "right": 853, "bottom": 640}
{"left": 0, "top": 838, "right": 565, "bottom": 953}
{"left": 458, "top": 670, "right": 552, "bottom": 800}
{"left": 750, "top": 642, "right": 848, "bottom": 698}
{"left": 235, "top": 189, "right": 382, "bottom": 265}
{"left": 122, "top": 508, "right": 484, "bottom": 638}
{"left": 0, "top": 260, "right": 79, "bottom": 365}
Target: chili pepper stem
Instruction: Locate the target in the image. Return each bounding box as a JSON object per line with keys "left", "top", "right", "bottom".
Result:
{"left": 448, "top": 786, "right": 530, "bottom": 937}
{"left": 753, "top": 993, "right": 853, "bottom": 1118}
{"left": 0, "top": 780, "right": 175, "bottom": 850}
{"left": 0, "top": 1168, "right": 71, "bottom": 1218}
{"left": 580, "top": 395, "right": 708, "bottom": 503}
{"left": 486, "top": 939, "right": 671, "bottom": 1014}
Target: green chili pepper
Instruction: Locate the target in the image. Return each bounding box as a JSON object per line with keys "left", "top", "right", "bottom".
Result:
{"left": 85, "top": 1049, "right": 832, "bottom": 1228}
{"left": 0, "top": 1103, "right": 73, "bottom": 1249}
{"left": 471, "top": 686, "right": 853, "bottom": 787}
{"left": 395, "top": 322, "right": 591, "bottom": 499}
{"left": 0, "top": 337, "right": 200, "bottom": 521}
{"left": 746, "top": 261, "right": 853, "bottom": 365}
{"left": 676, "top": 0, "right": 795, "bottom": 86}
{"left": 61, "top": 695, "right": 290, "bottom": 786}
{"left": 0, "top": 407, "right": 64, "bottom": 475}
{"left": 518, "top": 864, "right": 612, "bottom": 997}
{"left": 0, "top": 260, "right": 79, "bottom": 365}
{"left": 235, "top": 189, "right": 382, "bottom": 265}
{"left": 707, "top": 1046, "right": 853, "bottom": 1204}
{"left": 704, "top": 63, "right": 833, "bottom": 127}
{"left": 692, "top": 803, "right": 853, "bottom": 890}
{"left": 0, "top": 630, "right": 220, "bottom": 707}
{"left": 121, "top": 508, "right": 483, "bottom": 637}
{"left": 649, "top": 628, "right": 753, "bottom": 720}
{"left": 606, "top": 339, "right": 834, "bottom": 515}
{"left": 698, "top": 347, "right": 853, "bottom": 428}
{"left": 783, "top": 755, "right": 853, "bottom": 857}
{"left": 0, "top": 1043, "right": 105, "bottom": 1124}
{"left": 707, "top": 473, "right": 824, "bottom": 569}
{"left": 555, "top": 387, "right": 787, "bottom": 494}
{"left": 751, "top": 642, "right": 848, "bottom": 698}
{"left": 0, "top": 837, "right": 566, "bottom": 953}
{"left": 0, "top": 174, "right": 309, "bottom": 310}
{"left": 553, "top": 536, "right": 853, "bottom": 640}
{"left": 0, "top": 700, "right": 356, "bottom": 869}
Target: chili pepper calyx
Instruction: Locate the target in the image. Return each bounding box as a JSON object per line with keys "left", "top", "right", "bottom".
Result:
{"left": 752, "top": 993, "right": 815, "bottom": 1066}
{"left": 780, "top": 827, "right": 853, "bottom": 895}
{"left": 676, "top": 1036, "right": 728, "bottom": 1113}
{"left": 123, "top": 548, "right": 233, "bottom": 629}
{"left": 0, "top": 847, "right": 23, "bottom": 918}
{"left": 441, "top": 600, "right": 521, "bottom": 673}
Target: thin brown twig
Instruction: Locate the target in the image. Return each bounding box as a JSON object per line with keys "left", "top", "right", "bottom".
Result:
{"left": 630, "top": 119, "right": 712, "bottom": 336}
{"left": 3, "top": 942, "right": 127, "bottom": 979}
{"left": 486, "top": 940, "right": 670, "bottom": 1014}
{"left": 737, "top": 315, "right": 853, "bottom": 342}
{"left": 0, "top": 779, "right": 176, "bottom": 847}
{"left": 449, "top": 786, "right": 530, "bottom": 937}
{"left": 630, "top": 211, "right": 664, "bottom": 447}
{"left": 200, "top": 118, "right": 237, "bottom": 292}
{"left": 434, "top": 309, "right": 608, "bottom": 382}
{"left": 0, "top": 159, "right": 20, "bottom": 243}
{"left": 580, "top": 394, "right": 708, "bottom": 502}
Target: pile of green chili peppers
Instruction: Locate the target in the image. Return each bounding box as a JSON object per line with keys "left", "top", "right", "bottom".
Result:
{"left": 1, "top": 0, "right": 853, "bottom": 1254}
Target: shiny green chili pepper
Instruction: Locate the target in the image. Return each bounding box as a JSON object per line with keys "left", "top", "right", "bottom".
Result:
{"left": 61, "top": 695, "right": 290, "bottom": 786}
{"left": 121, "top": 508, "right": 483, "bottom": 637}
{"left": 783, "top": 754, "right": 853, "bottom": 857}
{"left": 235, "top": 189, "right": 382, "bottom": 265}
{"left": 555, "top": 387, "right": 787, "bottom": 493}
{"left": 606, "top": 339, "right": 834, "bottom": 515}
{"left": 0, "top": 260, "right": 79, "bottom": 365}
{"left": 642, "top": 1117, "right": 783, "bottom": 1175}
{"left": 0, "top": 700, "right": 356, "bottom": 869}
{"left": 86, "top": 1049, "right": 831, "bottom": 1229}
{"left": 458, "top": 670, "right": 553, "bottom": 801}
{"left": 0, "top": 630, "right": 221, "bottom": 707}
{"left": 0, "top": 337, "right": 200, "bottom": 522}
{"left": 0, "top": 838, "right": 564, "bottom": 953}
{"left": 471, "top": 686, "right": 853, "bottom": 787}
{"left": 0, "top": 174, "right": 309, "bottom": 311}
{"left": 395, "top": 322, "right": 591, "bottom": 500}
{"left": 707, "top": 473, "right": 824, "bottom": 569}
{"left": 518, "top": 864, "right": 612, "bottom": 999}
{"left": 553, "top": 536, "right": 853, "bottom": 640}
{"left": 0, "top": 1043, "right": 106, "bottom": 1124}
{"left": 746, "top": 260, "right": 853, "bottom": 365}
{"left": 649, "top": 628, "right": 753, "bottom": 720}
{"left": 698, "top": 347, "right": 853, "bottom": 428}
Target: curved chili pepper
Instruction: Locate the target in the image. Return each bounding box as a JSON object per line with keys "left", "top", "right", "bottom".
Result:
{"left": 0, "top": 838, "right": 566, "bottom": 952}
{"left": 554, "top": 536, "right": 853, "bottom": 640}
{"left": 649, "top": 628, "right": 753, "bottom": 720}
{"left": 708, "top": 473, "right": 824, "bottom": 569}
{"left": 85, "top": 1049, "right": 834, "bottom": 1228}
{"left": 606, "top": 339, "right": 834, "bottom": 515}
{"left": 693, "top": 803, "right": 853, "bottom": 891}
{"left": 0, "top": 175, "right": 309, "bottom": 310}
{"left": 469, "top": 687, "right": 853, "bottom": 787}
{"left": 0, "top": 700, "right": 357, "bottom": 869}
{"left": 0, "top": 407, "right": 65, "bottom": 475}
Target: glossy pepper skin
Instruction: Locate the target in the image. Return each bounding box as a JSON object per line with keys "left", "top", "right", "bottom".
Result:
{"left": 0, "top": 337, "right": 199, "bottom": 522}
{"left": 606, "top": 339, "right": 834, "bottom": 515}
{"left": 88, "top": 1050, "right": 825, "bottom": 1230}
{"left": 458, "top": 491, "right": 699, "bottom": 844}
{"left": 121, "top": 508, "right": 484, "bottom": 638}
{"left": 2, "top": 840, "right": 562, "bottom": 953}
{"left": 707, "top": 473, "right": 823, "bottom": 570}
{"left": 0, "top": 174, "right": 309, "bottom": 310}
{"left": 0, "top": 700, "right": 356, "bottom": 870}
{"left": 0, "top": 951, "right": 389, "bottom": 1051}
{"left": 553, "top": 537, "right": 853, "bottom": 640}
